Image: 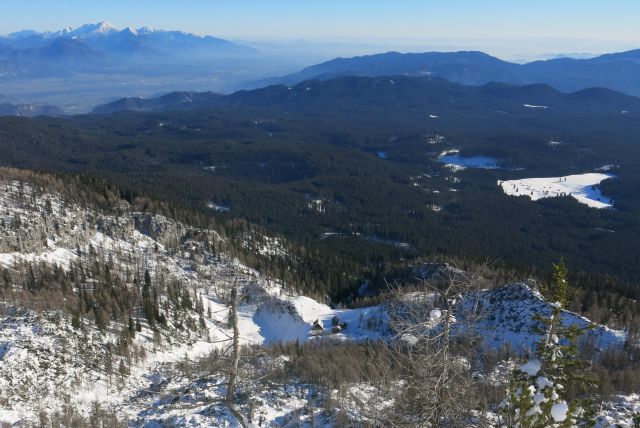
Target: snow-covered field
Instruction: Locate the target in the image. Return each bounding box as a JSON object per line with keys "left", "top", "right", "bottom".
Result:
{"left": 438, "top": 150, "right": 501, "bottom": 171}
{"left": 499, "top": 172, "right": 615, "bottom": 209}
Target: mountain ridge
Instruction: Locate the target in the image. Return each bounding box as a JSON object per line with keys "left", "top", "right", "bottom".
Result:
{"left": 93, "top": 74, "right": 640, "bottom": 114}
{"left": 0, "top": 102, "right": 64, "bottom": 117}
{"left": 248, "top": 49, "right": 640, "bottom": 97}
{"left": 0, "top": 22, "right": 254, "bottom": 79}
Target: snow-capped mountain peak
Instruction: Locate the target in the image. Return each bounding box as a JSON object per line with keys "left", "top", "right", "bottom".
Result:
{"left": 0, "top": 22, "right": 252, "bottom": 66}
{"left": 71, "top": 21, "right": 119, "bottom": 36}
{"left": 31, "top": 22, "right": 120, "bottom": 39}
{"left": 136, "top": 26, "right": 156, "bottom": 35}
{"left": 120, "top": 26, "right": 138, "bottom": 36}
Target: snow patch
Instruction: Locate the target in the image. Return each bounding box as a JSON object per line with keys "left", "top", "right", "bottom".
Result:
{"left": 499, "top": 173, "right": 615, "bottom": 209}
{"left": 551, "top": 401, "right": 568, "bottom": 422}
{"left": 438, "top": 150, "right": 502, "bottom": 171}
{"left": 519, "top": 360, "right": 541, "bottom": 376}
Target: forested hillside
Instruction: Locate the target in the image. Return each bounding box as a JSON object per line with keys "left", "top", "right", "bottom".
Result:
{"left": 1, "top": 76, "right": 639, "bottom": 309}
{"left": 1, "top": 168, "right": 639, "bottom": 426}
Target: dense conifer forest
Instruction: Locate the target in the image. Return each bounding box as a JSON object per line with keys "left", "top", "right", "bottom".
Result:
{"left": 0, "top": 76, "right": 639, "bottom": 314}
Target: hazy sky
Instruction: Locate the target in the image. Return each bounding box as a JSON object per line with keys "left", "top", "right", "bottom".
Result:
{"left": 2, "top": 0, "right": 640, "bottom": 58}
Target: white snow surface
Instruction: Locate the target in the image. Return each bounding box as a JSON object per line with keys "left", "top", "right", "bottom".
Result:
{"left": 0, "top": 179, "right": 386, "bottom": 425}
{"left": 438, "top": 149, "right": 501, "bottom": 171}
{"left": 551, "top": 401, "right": 568, "bottom": 422}
{"left": 519, "top": 360, "right": 542, "bottom": 376}
{"left": 499, "top": 173, "right": 615, "bottom": 208}
{"left": 595, "top": 394, "right": 640, "bottom": 427}
{"left": 453, "top": 283, "right": 626, "bottom": 352}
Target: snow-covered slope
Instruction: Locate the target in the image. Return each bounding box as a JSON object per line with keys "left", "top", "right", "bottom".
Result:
{"left": 454, "top": 283, "right": 626, "bottom": 352}
{"left": 252, "top": 295, "right": 387, "bottom": 345}
{"left": 0, "top": 172, "right": 632, "bottom": 425}
{"left": 0, "top": 175, "right": 384, "bottom": 424}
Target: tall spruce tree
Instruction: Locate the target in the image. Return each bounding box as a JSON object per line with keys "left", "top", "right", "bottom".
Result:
{"left": 142, "top": 270, "right": 156, "bottom": 328}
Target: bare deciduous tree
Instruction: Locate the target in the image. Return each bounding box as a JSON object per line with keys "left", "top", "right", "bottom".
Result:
{"left": 351, "top": 265, "right": 487, "bottom": 427}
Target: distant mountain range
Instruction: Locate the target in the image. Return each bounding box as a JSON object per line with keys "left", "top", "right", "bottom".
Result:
{"left": 0, "top": 102, "right": 63, "bottom": 117}
{"left": 93, "top": 91, "right": 223, "bottom": 114}
{"left": 0, "top": 22, "right": 253, "bottom": 78}
{"left": 3, "top": 25, "right": 640, "bottom": 113}
{"left": 251, "top": 50, "right": 640, "bottom": 97}
{"left": 94, "top": 74, "right": 640, "bottom": 115}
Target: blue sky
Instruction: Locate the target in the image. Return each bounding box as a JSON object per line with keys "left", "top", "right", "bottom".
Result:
{"left": 3, "top": 1, "right": 640, "bottom": 57}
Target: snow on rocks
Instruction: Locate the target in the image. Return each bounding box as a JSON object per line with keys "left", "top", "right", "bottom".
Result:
{"left": 453, "top": 283, "right": 626, "bottom": 352}
{"left": 595, "top": 394, "right": 640, "bottom": 427}
{"left": 0, "top": 309, "right": 119, "bottom": 422}
{"left": 413, "top": 262, "right": 466, "bottom": 282}
{"left": 242, "top": 233, "right": 288, "bottom": 257}
{"left": 499, "top": 173, "right": 615, "bottom": 209}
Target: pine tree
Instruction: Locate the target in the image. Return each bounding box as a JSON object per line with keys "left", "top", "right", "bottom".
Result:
{"left": 105, "top": 345, "right": 113, "bottom": 384}
{"left": 118, "top": 359, "right": 128, "bottom": 379}
{"left": 71, "top": 307, "right": 82, "bottom": 330}
{"left": 500, "top": 260, "right": 595, "bottom": 427}
{"left": 142, "top": 270, "right": 156, "bottom": 328}
{"left": 2, "top": 268, "right": 10, "bottom": 289}
{"left": 128, "top": 315, "right": 135, "bottom": 338}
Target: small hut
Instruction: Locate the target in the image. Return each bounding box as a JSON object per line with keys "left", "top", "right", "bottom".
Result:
{"left": 309, "top": 319, "right": 324, "bottom": 336}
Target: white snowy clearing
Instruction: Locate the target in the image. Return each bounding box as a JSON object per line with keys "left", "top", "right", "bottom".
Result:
{"left": 499, "top": 173, "right": 615, "bottom": 209}
{"left": 438, "top": 150, "right": 501, "bottom": 171}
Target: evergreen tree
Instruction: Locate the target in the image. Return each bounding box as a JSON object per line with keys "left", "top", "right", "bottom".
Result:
{"left": 500, "top": 260, "right": 595, "bottom": 427}
{"left": 128, "top": 316, "right": 135, "bottom": 338}
{"left": 71, "top": 307, "right": 82, "bottom": 330}
{"left": 2, "top": 268, "right": 10, "bottom": 289}
{"left": 142, "top": 270, "right": 156, "bottom": 328}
